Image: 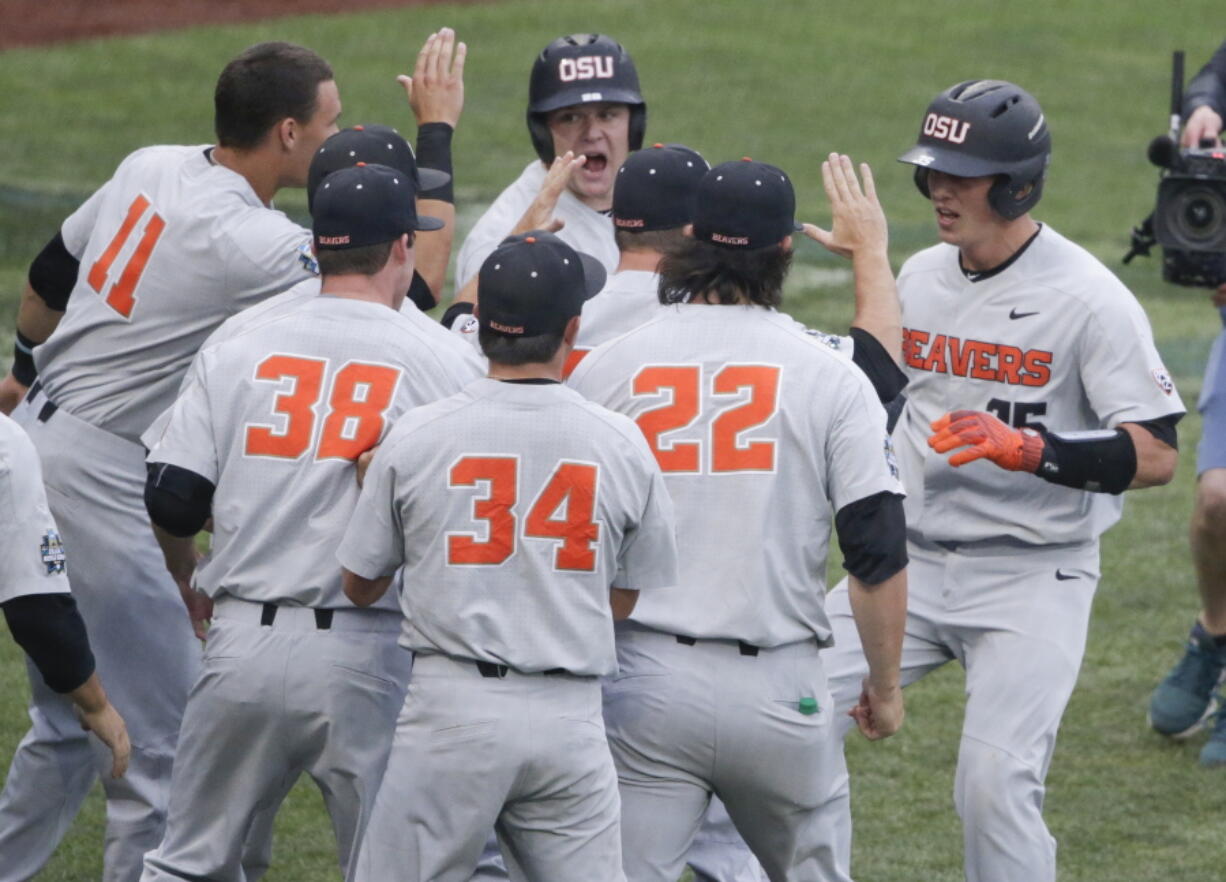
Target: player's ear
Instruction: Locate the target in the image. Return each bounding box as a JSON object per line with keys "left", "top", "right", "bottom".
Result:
{"left": 275, "top": 117, "right": 297, "bottom": 152}
{"left": 682, "top": 224, "right": 694, "bottom": 238}
{"left": 563, "top": 314, "right": 581, "bottom": 346}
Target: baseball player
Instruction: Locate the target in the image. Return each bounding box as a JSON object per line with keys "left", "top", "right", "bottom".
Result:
{"left": 0, "top": 412, "right": 129, "bottom": 782}
{"left": 0, "top": 42, "right": 339, "bottom": 881}
{"left": 1148, "top": 38, "right": 1226, "bottom": 767}
{"left": 568, "top": 158, "right": 908, "bottom": 882}
{"left": 139, "top": 161, "right": 482, "bottom": 881}
{"left": 452, "top": 33, "right": 645, "bottom": 298}
{"left": 820, "top": 80, "right": 1184, "bottom": 882}
{"left": 0, "top": 32, "right": 467, "bottom": 879}
{"left": 338, "top": 231, "right": 678, "bottom": 881}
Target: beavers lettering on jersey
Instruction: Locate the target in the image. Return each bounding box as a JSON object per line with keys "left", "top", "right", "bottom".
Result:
{"left": 902, "top": 327, "right": 1052, "bottom": 387}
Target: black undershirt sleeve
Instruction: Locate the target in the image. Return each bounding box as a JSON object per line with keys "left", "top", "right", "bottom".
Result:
{"left": 2, "top": 593, "right": 96, "bottom": 694}
{"left": 28, "top": 231, "right": 79, "bottom": 312}
{"left": 849, "top": 328, "right": 908, "bottom": 405}
{"left": 441, "top": 301, "right": 475, "bottom": 330}
{"left": 1132, "top": 413, "right": 1181, "bottom": 450}
{"left": 145, "top": 463, "right": 215, "bottom": 538}
{"left": 834, "top": 491, "right": 908, "bottom": 585}
{"left": 406, "top": 271, "right": 436, "bottom": 311}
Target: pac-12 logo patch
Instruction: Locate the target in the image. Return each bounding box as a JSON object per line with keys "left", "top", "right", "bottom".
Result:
{"left": 883, "top": 435, "right": 900, "bottom": 480}
{"left": 297, "top": 242, "right": 320, "bottom": 276}
{"left": 1152, "top": 367, "right": 1174, "bottom": 396}
{"left": 40, "top": 529, "right": 66, "bottom": 575}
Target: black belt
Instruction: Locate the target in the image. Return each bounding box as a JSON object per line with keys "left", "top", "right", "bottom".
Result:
{"left": 260, "top": 603, "right": 333, "bottom": 630}
{"left": 26, "top": 380, "right": 57, "bottom": 423}
{"left": 675, "top": 635, "right": 760, "bottom": 657}
{"left": 475, "top": 660, "right": 567, "bottom": 678}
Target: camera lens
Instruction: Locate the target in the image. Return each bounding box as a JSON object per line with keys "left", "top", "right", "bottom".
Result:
{"left": 1170, "top": 184, "right": 1226, "bottom": 247}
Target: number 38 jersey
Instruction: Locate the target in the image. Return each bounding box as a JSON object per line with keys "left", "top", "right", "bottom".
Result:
{"left": 568, "top": 304, "right": 902, "bottom": 648}
{"left": 146, "top": 295, "right": 483, "bottom": 610}
{"left": 36, "top": 145, "right": 316, "bottom": 444}
{"left": 895, "top": 225, "right": 1185, "bottom": 546}
{"left": 337, "top": 380, "right": 679, "bottom": 677}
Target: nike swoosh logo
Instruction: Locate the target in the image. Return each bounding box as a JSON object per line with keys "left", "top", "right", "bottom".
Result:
{"left": 1009, "top": 308, "right": 1039, "bottom": 319}
{"left": 1055, "top": 569, "right": 1079, "bottom": 581}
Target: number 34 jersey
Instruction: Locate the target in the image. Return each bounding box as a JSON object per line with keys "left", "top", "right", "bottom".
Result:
{"left": 36, "top": 145, "right": 316, "bottom": 444}
{"left": 894, "top": 225, "right": 1185, "bottom": 547}
{"left": 146, "top": 295, "right": 483, "bottom": 610}
{"left": 568, "top": 304, "right": 902, "bottom": 648}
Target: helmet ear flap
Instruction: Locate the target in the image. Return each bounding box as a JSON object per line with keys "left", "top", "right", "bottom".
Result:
{"left": 913, "top": 166, "right": 931, "bottom": 199}
{"left": 987, "top": 174, "right": 1044, "bottom": 220}
{"left": 528, "top": 112, "right": 555, "bottom": 164}
{"left": 628, "top": 105, "right": 647, "bottom": 152}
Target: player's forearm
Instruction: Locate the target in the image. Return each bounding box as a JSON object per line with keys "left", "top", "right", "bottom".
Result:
{"left": 847, "top": 571, "right": 906, "bottom": 694}
{"left": 849, "top": 247, "right": 902, "bottom": 365}
{"left": 413, "top": 199, "right": 454, "bottom": 305}
{"left": 17, "top": 282, "right": 64, "bottom": 344}
{"left": 68, "top": 671, "right": 109, "bottom": 714}
{"left": 609, "top": 587, "right": 639, "bottom": 621}
{"left": 1121, "top": 422, "right": 1178, "bottom": 488}
{"left": 343, "top": 569, "right": 393, "bottom": 607}
{"left": 151, "top": 524, "right": 198, "bottom": 584}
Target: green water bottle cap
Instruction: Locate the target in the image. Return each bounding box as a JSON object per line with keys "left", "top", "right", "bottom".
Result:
{"left": 798, "top": 696, "right": 819, "bottom": 715}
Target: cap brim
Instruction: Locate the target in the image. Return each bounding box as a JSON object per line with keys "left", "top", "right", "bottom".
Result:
{"left": 417, "top": 167, "right": 451, "bottom": 192}
{"left": 897, "top": 144, "right": 1004, "bottom": 178}
{"left": 414, "top": 214, "right": 446, "bottom": 232}
{"left": 577, "top": 252, "right": 607, "bottom": 299}
{"left": 531, "top": 88, "right": 645, "bottom": 115}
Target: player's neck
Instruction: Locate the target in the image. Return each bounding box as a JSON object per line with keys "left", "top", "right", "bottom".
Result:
{"left": 616, "top": 250, "right": 663, "bottom": 273}
{"left": 958, "top": 216, "right": 1040, "bottom": 272}
{"left": 319, "top": 274, "right": 398, "bottom": 310}
{"left": 211, "top": 145, "right": 283, "bottom": 206}
{"left": 487, "top": 360, "right": 564, "bottom": 383}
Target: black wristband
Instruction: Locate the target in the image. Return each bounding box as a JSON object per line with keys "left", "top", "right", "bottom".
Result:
{"left": 12, "top": 330, "right": 37, "bottom": 386}
{"left": 415, "top": 123, "right": 454, "bottom": 203}
{"left": 1034, "top": 427, "right": 1137, "bottom": 495}
{"left": 441, "top": 301, "right": 475, "bottom": 330}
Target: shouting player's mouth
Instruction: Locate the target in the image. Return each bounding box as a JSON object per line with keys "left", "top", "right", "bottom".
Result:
{"left": 580, "top": 152, "right": 608, "bottom": 174}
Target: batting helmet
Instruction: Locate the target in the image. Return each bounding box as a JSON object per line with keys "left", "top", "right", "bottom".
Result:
{"left": 526, "top": 34, "right": 647, "bottom": 164}
{"left": 898, "top": 80, "right": 1051, "bottom": 220}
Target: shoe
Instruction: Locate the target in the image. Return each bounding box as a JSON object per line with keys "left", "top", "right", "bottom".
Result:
{"left": 1148, "top": 622, "right": 1226, "bottom": 738}
{"left": 1201, "top": 701, "right": 1226, "bottom": 767}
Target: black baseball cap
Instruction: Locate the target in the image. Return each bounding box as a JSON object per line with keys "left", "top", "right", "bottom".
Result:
{"left": 313, "top": 163, "right": 443, "bottom": 252}
{"left": 477, "top": 231, "right": 606, "bottom": 336}
{"left": 613, "top": 143, "right": 710, "bottom": 232}
{"left": 307, "top": 124, "right": 450, "bottom": 212}
{"left": 691, "top": 158, "right": 802, "bottom": 249}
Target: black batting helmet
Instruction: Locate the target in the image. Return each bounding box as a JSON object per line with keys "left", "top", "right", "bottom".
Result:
{"left": 898, "top": 80, "right": 1051, "bottom": 220}
{"left": 526, "top": 34, "right": 647, "bottom": 164}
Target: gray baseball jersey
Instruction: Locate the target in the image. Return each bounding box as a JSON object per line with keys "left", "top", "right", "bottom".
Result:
{"left": 146, "top": 295, "right": 483, "bottom": 609}
{"left": 894, "top": 224, "right": 1184, "bottom": 545}
{"left": 337, "top": 378, "right": 678, "bottom": 676}
{"left": 455, "top": 160, "right": 619, "bottom": 290}
{"left": 35, "top": 145, "right": 315, "bottom": 443}
{"left": 568, "top": 303, "right": 902, "bottom": 647}
{"left": 0, "top": 414, "right": 70, "bottom": 604}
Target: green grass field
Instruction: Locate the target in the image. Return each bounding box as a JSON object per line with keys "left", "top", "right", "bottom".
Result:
{"left": 2, "top": 1, "right": 1225, "bottom": 879}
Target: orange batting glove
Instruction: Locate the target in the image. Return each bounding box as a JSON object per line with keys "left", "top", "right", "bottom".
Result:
{"left": 928, "top": 409, "right": 1045, "bottom": 472}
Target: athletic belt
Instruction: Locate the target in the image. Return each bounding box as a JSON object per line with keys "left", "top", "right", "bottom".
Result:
{"left": 25, "top": 380, "right": 58, "bottom": 423}
{"left": 674, "top": 635, "right": 761, "bottom": 657}
{"left": 475, "top": 660, "right": 569, "bottom": 678}
{"left": 212, "top": 596, "right": 401, "bottom": 633}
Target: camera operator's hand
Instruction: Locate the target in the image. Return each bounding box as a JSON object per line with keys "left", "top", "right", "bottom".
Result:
{"left": 1182, "top": 104, "right": 1223, "bottom": 147}
{"left": 1212, "top": 283, "right": 1226, "bottom": 309}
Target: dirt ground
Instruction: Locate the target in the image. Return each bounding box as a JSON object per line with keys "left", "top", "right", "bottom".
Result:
{"left": 1, "top": 0, "right": 470, "bottom": 50}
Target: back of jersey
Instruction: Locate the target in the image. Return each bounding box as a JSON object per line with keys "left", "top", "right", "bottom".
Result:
{"left": 147, "top": 296, "right": 481, "bottom": 609}
{"left": 569, "top": 304, "right": 901, "bottom": 647}
{"left": 37, "top": 146, "right": 314, "bottom": 443}
{"left": 342, "top": 379, "right": 677, "bottom": 676}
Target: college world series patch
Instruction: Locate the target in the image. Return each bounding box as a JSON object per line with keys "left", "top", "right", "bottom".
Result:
{"left": 40, "top": 529, "right": 66, "bottom": 575}
{"left": 1152, "top": 367, "right": 1175, "bottom": 396}
{"left": 883, "top": 435, "right": 900, "bottom": 480}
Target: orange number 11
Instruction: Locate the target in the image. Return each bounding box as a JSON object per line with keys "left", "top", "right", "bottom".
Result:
{"left": 87, "top": 194, "right": 167, "bottom": 319}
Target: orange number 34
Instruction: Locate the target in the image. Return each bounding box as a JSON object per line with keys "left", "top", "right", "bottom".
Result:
{"left": 447, "top": 457, "right": 600, "bottom": 571}
{"left": 244, "top": 355, "right": 400, "bottom": 461}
